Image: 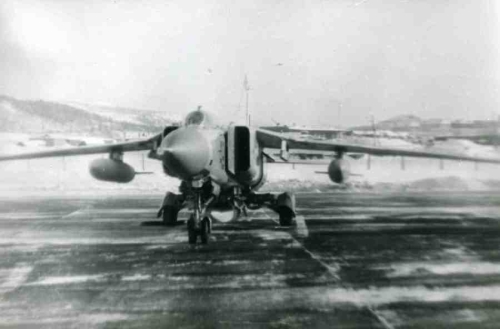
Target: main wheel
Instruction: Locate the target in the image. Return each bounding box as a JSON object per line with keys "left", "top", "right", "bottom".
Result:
{"left": 188, "top": 229, "right": 197, "bottom": 244}
{"left": 275, "top": 192, "right": 296, "bottom": 227}
{"left": 187, "top": 216, "right": 197, "bottom": 244}
{"left": 162, "top": 206, "right": 179, "bottom": 226}
{"left": 200, "top": 217, "right": 211, "bottom": 244}
{"left": 278, "top": 207, "right": 294, "bottom": 226}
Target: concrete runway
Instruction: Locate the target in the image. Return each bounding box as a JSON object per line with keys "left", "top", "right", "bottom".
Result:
{"left": 1, "top": 192, "right": 500, "bottom": 328}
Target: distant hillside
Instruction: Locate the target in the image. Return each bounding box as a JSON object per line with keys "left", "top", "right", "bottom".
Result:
{"left": 64, "top": 101, "right": 182, "bottom": 129}
{"left": 352, "top": 113, "right": 499, "bottom": 138}
{"left": 0, "top": 95, "right": 180, "bottom": 137}
{"left": 376, "top": 114, "right": 422, "bottom": 129}
{"left": 353, "top": 114, "right": 423, "bottom": 131}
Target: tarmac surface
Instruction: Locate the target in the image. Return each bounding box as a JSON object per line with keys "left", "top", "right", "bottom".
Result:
{"left": 1, "top": 191, "right": 500, "bottom": 328}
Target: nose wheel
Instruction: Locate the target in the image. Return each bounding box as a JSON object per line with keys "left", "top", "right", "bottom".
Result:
{"left": 200, "top": 217, "right": 210, "bottom": 244}
{"left": 187, "top": 187, "right": 212, "bottom": 245}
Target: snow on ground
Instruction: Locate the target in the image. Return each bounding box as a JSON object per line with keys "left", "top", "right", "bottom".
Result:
{"left": 0, "top": 151, "right": 179, "bottom": 197}
{"left": 430, "top": 139, "right": 500, "bottom": 158}
{"left": 263, "top": 156, "right": 500, "bottom": 192}
{"left": 28, "top": 275, "right": 105, "bottom": 286}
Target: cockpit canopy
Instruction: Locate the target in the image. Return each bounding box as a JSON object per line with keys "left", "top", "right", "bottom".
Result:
{"left": 183, "top": 109, "right": 218, "bottom": 127}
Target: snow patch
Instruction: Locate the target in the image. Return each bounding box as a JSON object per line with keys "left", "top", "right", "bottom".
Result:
{"left": 81, "top": 313, "right": 130, "bottom": 324}
{"left": 0, "top": 313, "right": 130, "bottom": 326}
{"left": 0, "top": 265, "right": 32, "bottom": 293}
{"left": 29, "top": 274, "right": 105, "bottom": 285}
{"left": 121, "top": 274, "right": 151, "bottom": 282}
{"left": 318, "top": 285, "right": 500, "bottom": 305}
{"left": 441, "top": 247, "right": 475, "bottom": 259}
{"left": 381, "top": 262, "right": 500, "bottom": 277}
{"left": 294, "top": 215, "right": 309, "bottom": 238}
{"left": 211, "top": 273, "right": 306, "bottom": 289}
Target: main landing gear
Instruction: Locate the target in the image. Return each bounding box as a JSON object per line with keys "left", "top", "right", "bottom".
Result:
{"left": 158, "top": 181, "right": 297, "bottom": 245}
{"left": 157, "top": 192, "right": 184, "bottom": 226}
{"left": 245, "top": 191, "right": 296, "bottom": 226}
{"left": 275, "top": 192, "right": 295, "bottom": 226}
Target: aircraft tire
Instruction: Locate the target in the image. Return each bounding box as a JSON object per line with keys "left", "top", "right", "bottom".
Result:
{"left": 279, "top": 213, "right": 294, "bottom": 226}
{"left": 188, "top": 230, "right": 197, "bottom": 244}
{"left": 278, "top": 206, "right": 295, "bottom": 226}
{"left": 187, "top": 216, "right": 197, "bottom": 244}
{"left": 188, "top": 227, "right": 197, "bottom": 244}
{"left": 200, "top": 217, "right": 210, "bottom": 244}
{"left": 275, "top": 192, "right": 296, "bottom": 226}
{"left": 162, "top": 206, "right": 179, "bottom": 226}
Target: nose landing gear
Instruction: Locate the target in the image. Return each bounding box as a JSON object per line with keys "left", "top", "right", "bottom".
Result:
{"left": 187, "top": 182, "right": 214, "bottom": 245}
{"left": 187, "top": 214, "right": 211, "bottom": 244}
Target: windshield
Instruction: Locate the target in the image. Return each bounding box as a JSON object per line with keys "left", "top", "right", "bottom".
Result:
{"left": 185, "top": 111, "right": 205, "bottom": 126}
{"left": 183, "top": 109, "right": 219, "bottom": 127}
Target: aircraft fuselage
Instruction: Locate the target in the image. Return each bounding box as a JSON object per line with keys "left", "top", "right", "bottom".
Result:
{"left": 157, "top": 111, "right": 266, "bottom": 194}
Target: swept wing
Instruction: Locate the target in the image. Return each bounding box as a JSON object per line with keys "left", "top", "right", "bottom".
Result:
{"left": 0, "top": 134, "right": 162, "bottom": 162}
{"left": 256, "top": 129, "right": 500, "bottom": 164}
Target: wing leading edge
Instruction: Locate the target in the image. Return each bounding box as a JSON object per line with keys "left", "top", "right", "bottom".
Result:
{"left": 0, "top": 134, "right": 163, "bottom": 162}
{"left": 256, "top": 129, "right": 500, "bottom": 164}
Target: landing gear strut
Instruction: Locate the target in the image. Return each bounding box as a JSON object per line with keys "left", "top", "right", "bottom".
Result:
{"left": 187, "top": 214, "right": 211, "bottom": 245}
{"left": 159, "top": 180, "right": 296, "bottom": 244}
{"left": 187, "top": 183, "right": 213, "bottom": 245}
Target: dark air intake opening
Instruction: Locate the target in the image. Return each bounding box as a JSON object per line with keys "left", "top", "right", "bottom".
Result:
{"left": 234, "top": 126, "right": 250, "bottom": 172}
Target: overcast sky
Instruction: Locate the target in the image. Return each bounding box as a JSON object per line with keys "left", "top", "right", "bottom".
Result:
{"left": 1, "top": 0, "right": 499, "bottom": 127}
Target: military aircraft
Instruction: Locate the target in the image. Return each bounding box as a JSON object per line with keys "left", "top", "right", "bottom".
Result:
{"left": 2, "top": 108, "right": 500, "bottom": 244}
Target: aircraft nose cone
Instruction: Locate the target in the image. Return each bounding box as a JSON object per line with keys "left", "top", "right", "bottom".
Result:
{"left": 159, "top": 128, "right": 211, "bottom": 179}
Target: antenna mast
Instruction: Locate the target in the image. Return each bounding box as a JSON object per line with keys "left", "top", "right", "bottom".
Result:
{"left": 244, "top": 75, "right": 251, "bottom": 126}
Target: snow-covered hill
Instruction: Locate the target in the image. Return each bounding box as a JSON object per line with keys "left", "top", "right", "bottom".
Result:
{"left": 64, "top": 101, "right": 182, "bottom": 129}
{"left": 0, "top": 95, "right": 179, "bottom": 137}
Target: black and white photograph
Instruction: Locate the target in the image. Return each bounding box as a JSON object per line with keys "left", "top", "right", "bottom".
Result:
{"left": 1, "top": 0, "right": 500, "bottom": 327}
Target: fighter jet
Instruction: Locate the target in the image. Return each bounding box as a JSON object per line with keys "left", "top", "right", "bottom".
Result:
{"left": 2, "top": 107, "right": 500, "bottom": 244}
